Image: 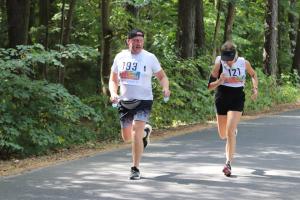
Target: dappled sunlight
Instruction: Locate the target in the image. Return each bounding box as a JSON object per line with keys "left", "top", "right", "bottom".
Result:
{"left": 261, "top": 149, "right": 296, "bottom": 155}
{"left": 1, "top": 110, "right": 300, "bottom": 199}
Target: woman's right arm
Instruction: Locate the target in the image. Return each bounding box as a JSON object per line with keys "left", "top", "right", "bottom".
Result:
{"left": 208, "top": 62, "right": 225, "bottom": 90}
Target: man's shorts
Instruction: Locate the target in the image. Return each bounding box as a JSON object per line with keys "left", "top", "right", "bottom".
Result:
{"left": 118, "top": 100, "right": 153, "bottom": 128}
{"left": 214, "top": 85, "right": 245, "bottom": 115}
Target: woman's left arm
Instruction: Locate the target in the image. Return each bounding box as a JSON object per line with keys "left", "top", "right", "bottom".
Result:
{"left": 245, "top": 60, "right": 258, "bottom": 100}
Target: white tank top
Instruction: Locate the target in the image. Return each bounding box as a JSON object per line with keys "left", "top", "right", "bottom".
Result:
{"left": 216, "top": 56, "right": 246, "bottom": 88}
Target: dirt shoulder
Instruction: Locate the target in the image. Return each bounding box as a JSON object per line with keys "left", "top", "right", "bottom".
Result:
{"left": 1, "top": 102, "right": 300, "bottom": 177}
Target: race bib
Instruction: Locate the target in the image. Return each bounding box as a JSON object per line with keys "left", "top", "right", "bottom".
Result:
{"left": 118, "top": 59, "right": 143, "bottom": 86}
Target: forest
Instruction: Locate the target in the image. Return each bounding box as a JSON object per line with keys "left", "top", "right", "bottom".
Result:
{"left": 0, "top": 0, "right": 300, "bottom": 159}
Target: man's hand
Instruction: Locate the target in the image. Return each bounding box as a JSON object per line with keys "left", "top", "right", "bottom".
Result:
{"left": 110, "top": 92, "right": 119, "bottom": 103}
{"left": 251, "top": 88, "right": 258, "bottom": 101}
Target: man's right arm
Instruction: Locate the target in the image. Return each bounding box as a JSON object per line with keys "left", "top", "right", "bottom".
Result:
{"left": 109, "top": 71, "right": 119, "bottom": 102}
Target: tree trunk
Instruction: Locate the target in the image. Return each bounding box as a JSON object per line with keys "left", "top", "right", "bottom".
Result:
{"left": 6, "top": 0, "right": 31, "bottom": 48}
{"left": 288, "top": 0, "right": 297, "bottom": 57}
{"left": 58, "top": 0, "right": 76, "bottom": 85}
{"left": 39, "top": 0, "right": 50, "bottom": 79}
{"left": 177, "top": 0, "right": 196, "bottom": 59}
{"left": 124, "top": 2, "right": 139, "bottom": 29}
{"left": 100, "top": 0, "right": 113, "bottom": 95}
{"left": 0, "top": 0, "right": 6, "bottom": 47}
{"left": 263, "top": 0, "right": 278, "bottom": 76}
{"left": 223, "top": 1, "right": 235, "bottom": 42}
{"left": 292, "top": 9, "right": 300, "bottom": 75}
{"left": 277, "top": 0, "right": 285, "bottom": 75}
{"left": 39, "top": 0, "right": 49, "bottom": 48}
{"left": 58, "top": 0, "right": 66, "bottom": 84}
{"left": 62, "top": 0, "right": 76, "bottom": 45}
{"left": 195, "top": 0, "right": 205, "bottom": 53}
{"left": 212, "top": 0, "right": 222, "bottom": 63}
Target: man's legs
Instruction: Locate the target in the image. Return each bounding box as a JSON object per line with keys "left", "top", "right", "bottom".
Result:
{"left": 131, "top": 120, "right": 146, "bottom": 168}
{"left": 120, "top": 108, "right": 151, "bottom": 180}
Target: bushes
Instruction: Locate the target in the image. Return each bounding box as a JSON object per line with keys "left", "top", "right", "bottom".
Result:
{"left": 151, "top": 58, "right": 300, "bottom": 129}
{"left": 0, "top": 70, "right": 101, "bottom": 158}
{"left": 0, "top": 43, "right": 299, "bottom": 159}
{"left": 244, "top": 69, "right": 300, "bottom": 113}
{"left": 150, "top": 57, "right": 215, "bottom": 128}
{"left": 82, "top": 95, "right": 120, "bottom": 141}
{"left": 0, "top": 45, "right": 101, "bottom": 158}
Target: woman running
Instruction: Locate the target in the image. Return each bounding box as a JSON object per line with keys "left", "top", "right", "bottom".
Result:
{"left": 208, "top": 41, "right": 258, "bottom": 176}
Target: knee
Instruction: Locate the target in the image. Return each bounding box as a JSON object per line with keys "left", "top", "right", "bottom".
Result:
{"left": 121, "top": 129, "right": 132, "bottom": 142}
{"left": 226, "top": 129, "right": 236, "bottom": 139}
{"left": 123, "top": 137, "right": 131, "bottom": 143}
{"left": 220, "top": 135, "right": 227, "bottom": 140}
{"left": 218, "top": 130, "right": 227, "bottom": 140}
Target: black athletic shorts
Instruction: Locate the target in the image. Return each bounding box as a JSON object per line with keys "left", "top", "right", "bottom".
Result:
{"left": 118, "top": 100, "right": 153, "bottom": 128}
{"left": 215, "top": 85, "right": 245, "bottom": 115}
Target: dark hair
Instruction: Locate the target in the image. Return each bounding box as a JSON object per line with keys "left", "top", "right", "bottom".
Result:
{"left": 127, "top": 29, "right": 144, "bottom": 39}
{"left": 221, "top": 41, "right": 237, "bottom": 61}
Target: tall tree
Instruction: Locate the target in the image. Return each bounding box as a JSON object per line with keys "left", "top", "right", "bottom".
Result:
{"left": 59, "top": 0, "right": 76, "bottom": 85}
{"left": 177, "top": 0, "right": 196, "bottom": 59}
{"left": 124, "top": 1, "right": 139, "bottom": 29}
{"left": 62, "top": 0, "right": 76, "bottom": 45}
{"left": 39, "top": 0, "right": 50, "bottom": 47}
{"left": 292, "top": 8, "right": 300, "bottom": 75}
{"left": 288, "top": 0, "right": 297, "bottom": 56}
{"left": 100, "top": 0, "right": 113, "bottom": 95}
{"left": 212, "top": 0, "right": 222, "bottom": 62}
{"left": 58, "top": 0, "right": 66, "bottom": 84}
{"left": 0, "top": 0, "right": 7, "bottom": 47}
{"left": 6, "top": 0, "right": 31, "bottom": 48}
{"left": 264, "top": 0, "right": 278, "bottom": 76}
{"left": 195, "top": 0, "right": 205, "bottom": 52}
{"left": 39, "top": 0, "right": 50, "bottom": 79}
{"left": 223, "top": 0, "right": 235, "bottom": 42}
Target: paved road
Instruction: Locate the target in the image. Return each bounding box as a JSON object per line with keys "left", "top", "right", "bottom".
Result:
{"left": 1, "top": 109, "right": 300, "bottom": 200}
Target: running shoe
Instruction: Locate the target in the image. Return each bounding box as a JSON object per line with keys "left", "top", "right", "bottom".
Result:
{"left": 222, "top": 163, "right": 232, "bottom": 177}
{"left": 129, "top": 166, "right": 140, "bottom": 180}
{"left": 143, "top": 124, "right": 152, "bottom": 148}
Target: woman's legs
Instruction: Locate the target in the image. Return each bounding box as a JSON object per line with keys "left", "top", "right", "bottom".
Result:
{"left": 216, "top": 114, "right": 227, "bottom": 139}
{"left": 225, "top": 111, "right": 242, "bottom": 163}
{"left": 217, "top": 111, "right": 242, "bottom": 176}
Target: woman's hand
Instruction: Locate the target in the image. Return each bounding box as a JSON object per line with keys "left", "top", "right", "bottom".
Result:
{"left": 218, "top": 73, "right": 226, "bottom": 85}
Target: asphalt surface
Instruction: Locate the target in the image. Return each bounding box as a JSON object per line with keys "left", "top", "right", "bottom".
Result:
{"left": 1, "top": 109, "right": 300, "bottom": 200}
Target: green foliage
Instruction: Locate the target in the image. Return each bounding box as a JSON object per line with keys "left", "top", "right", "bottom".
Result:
{"left": 244, "top": 69, "right": 300, "bottom": 113}
{"left": 82, "top": 95, "right": 120, "bottom": 141}
{"left": 151, "top": 57, "right": 215, "bottom": 128}
{"left": 151, "top": 59, "right": 300, "bottom": 129}
{"left": 0, "top": 52, "right": 101, "bottom": 159}
{"left": 0, "top": 44, "right": 99, "bottom": 71}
